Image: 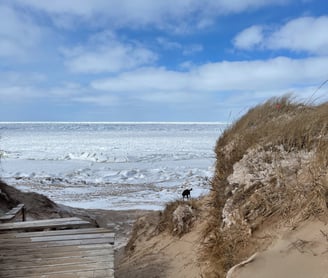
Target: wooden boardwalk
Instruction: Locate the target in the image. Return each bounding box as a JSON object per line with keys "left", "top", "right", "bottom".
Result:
{"left": 0, "top": 218, "right": 115, "bottom": 277}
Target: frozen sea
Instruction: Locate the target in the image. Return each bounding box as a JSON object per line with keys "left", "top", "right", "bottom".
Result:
{"left": 0, "top": 122, "right": 227, "bottom": 210}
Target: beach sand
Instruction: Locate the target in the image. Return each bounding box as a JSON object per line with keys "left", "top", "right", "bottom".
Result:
{"left": 229, "top": 220, "right": 328, "bottom": 278}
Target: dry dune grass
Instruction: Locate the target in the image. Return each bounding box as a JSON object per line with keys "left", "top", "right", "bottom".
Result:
{"left": 124, "top": 199, "right": 200, "bottom": 254}
{"left": 203, "top": 96, "right": 328, "bottom": 277}
{"left": 157, "top": 199, "right": 200, "bottom": 236}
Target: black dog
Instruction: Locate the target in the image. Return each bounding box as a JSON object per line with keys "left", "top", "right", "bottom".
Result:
{"left": 182, "top": 188, "right": 192, "bottom": 200}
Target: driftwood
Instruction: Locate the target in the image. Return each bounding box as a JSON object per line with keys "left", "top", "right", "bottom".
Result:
{"left": 0, "top": 204, "right": 25, "bottom": 223}
{"left": 226, "top": 252, "right": 258, "bottom": 278}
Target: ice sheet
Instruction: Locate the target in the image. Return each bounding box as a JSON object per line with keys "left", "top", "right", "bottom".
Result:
{"left": 0, "top": 122, "right": 226, "bottom": 210}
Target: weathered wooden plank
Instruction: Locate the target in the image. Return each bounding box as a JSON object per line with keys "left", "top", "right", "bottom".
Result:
{"left": 9, "top": 204, "right": 25, "bottom": 215}
{"left": 0, "top": 232, "right": 115, "bottom": 244}
{"left": 0, "top": 237, "right": 115, "bottom": 249}
{"left": 0, "top": 261, "right": 114, "bottom": 277}
{"left": 0, "top": 216, "right": 83, "bottom": 225}
{"left": 0, "top": 217, "right": 83, "bottom": 230}
{"left": 0, "top": 260, "right": 114, "bottom": 272}
{"left": 0, "top": 214, "right": 16, "bottom": 221}
{"left": 31, "top": 232, "right": 115, "bottom": 242}
{"left": 0, "top": 248, "right": 113, "bottom": 262}
{"left": 0, "top": 253, "right": 114, "bottom": 269}
{"left": 0, "top": 260, "right": 115, "bottom": 273}
{"left": 0, "top": 204, "right": 25, "bottom": 223}
{"left": 0, "top": 228, "right": 109, "bottom": 239}
{"left": 0, "top": 217, "right": 92, "bottom": 232}
{"left": 0, "top": 216, "right": 89, "bottom": 227}
{"left": 0, "top": 243, "right": 112, "bottom": 256}
{"left": 20, "top": 268, "right": 115, "bottom": 278}
{"left": 44, "top": 268, "right": 114, "bottom": 278}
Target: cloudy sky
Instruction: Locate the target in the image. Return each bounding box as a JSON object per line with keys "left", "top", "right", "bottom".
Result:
{"left": 1, "top": 0, "right": 328, "bottom": 122}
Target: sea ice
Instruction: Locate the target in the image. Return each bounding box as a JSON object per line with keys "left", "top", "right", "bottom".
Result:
{"left": 0, "top": 122, "right": 226, "bottom": 210}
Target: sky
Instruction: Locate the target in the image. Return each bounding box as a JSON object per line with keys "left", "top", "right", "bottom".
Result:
{"left": 1, "top": 0, "right": 328, "bottom": 122}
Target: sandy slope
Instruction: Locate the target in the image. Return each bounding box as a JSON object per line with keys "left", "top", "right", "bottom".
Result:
{"left": 230, "top": 220, "right": 328, "bottom": 278}
{"left": 116, "top": 230, "right": 204, "bottom": 278}
{"left": 115, "top": 201, "right": 209, "bottom": 278}
{"left": 116, "top": 203, "right": 328, "bottom": 278}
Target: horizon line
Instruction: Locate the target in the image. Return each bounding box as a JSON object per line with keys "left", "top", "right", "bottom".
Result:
{"left": 0, "top": 121, "right": 230, "bottom": 125}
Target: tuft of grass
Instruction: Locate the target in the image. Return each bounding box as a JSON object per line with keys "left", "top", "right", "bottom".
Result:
{"left": 126, "top": 199, "right": 200, "bottom": 253}
{"left": 157, "top": 199, "right": 200, "bottom": 236}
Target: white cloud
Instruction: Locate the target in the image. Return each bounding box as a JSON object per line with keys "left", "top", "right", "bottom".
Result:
{"left": 91, "top": 67, "right": 188, "bottom": 93}
{"left": 0, "top": 85, "right": 43, "bottom": 101}
{"left": 0, "top": 69, "right": 120, "bottom": 107}
{"left": 0, "top": 4, "right": 43, "bottom": 59}
{"left": 11, "top": 0, "right": 289, "bottom": 31}
{"left": 47, "top": 82, "right": 87, "bottom": 98}
{"left": 0, "top": 71, "right": 47, "bottom": 101}
{"left": 0, "top": 72, "right": 85, "bottom": 101}
{"left": 234, "top": 16, "right": 328, "bottom": 55}
{"left": 156, "top": 37, "right": 203, "bottom": 55}
{"left": 3, "top": 56, "right": 328, "bottom": 114}
{"left": 157, "top": 37, "right": 182, "bottom": 50}
{"left": 0, "top": 71, "right": 46, "bottom": 85}
{"left": 233, "top": 25, "right": 264, "bottom": 49}
{"left": 63, "top": 32, "right": 157, "bottom": 74}
{"left": 267, "top": 16, "right": 328, "bottom": 54}
{"left": 206, "top": 0, "right": 288, "bottom": 13}
{"left": 91, "top": 56, "right": 328, "bottom": 99}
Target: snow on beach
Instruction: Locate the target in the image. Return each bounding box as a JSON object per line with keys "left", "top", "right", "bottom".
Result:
{"left": 0, "top": 122, "right": 226, "bottom": 210}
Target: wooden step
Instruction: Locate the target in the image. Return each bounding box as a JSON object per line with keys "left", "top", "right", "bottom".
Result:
{"left": 0, "top": 217, "right": 92, "bottom": 233}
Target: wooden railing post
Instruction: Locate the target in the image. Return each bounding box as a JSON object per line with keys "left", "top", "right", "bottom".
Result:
{"left": 22, "top": 205, "right": 26, "bottom": 222}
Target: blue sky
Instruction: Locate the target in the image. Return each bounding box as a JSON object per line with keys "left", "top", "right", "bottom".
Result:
{"left": 1, "top": 0, "right": 328, "bottom": 122}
